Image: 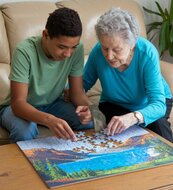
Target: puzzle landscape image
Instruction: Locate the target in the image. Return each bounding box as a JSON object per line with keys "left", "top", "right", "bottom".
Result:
{"left": 17, "top": 126, "right": 173, "bottom": 188}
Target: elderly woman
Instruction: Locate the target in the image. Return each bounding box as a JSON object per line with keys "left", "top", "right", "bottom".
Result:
{"left": 83, "top": 7, "right": 173, "bottom": 142}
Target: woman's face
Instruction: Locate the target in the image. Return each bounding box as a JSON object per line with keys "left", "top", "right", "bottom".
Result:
{"left": 99, "top": 34, "right": 133, "bottom": 69}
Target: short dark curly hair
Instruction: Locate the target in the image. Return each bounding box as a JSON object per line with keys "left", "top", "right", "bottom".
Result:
{"left": 45, "top": 7, "right": 82, "bottom": 38}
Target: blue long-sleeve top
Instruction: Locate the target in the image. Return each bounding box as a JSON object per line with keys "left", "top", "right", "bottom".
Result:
{"left": 83, "top": 37, "right": 172, "bottom": 126}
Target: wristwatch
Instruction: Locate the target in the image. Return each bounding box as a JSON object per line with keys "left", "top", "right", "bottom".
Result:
{"left": 133, "top": 111, "right": 143, "bottom": 125}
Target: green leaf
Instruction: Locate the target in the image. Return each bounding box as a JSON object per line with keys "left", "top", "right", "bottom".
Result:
{"left": 147, "top": 26, "right": 159, "bottom": 35}
{"left": 165, "top": 8, "right": 170, "bottom": 18}
{"left": 147, "top": 21, "right": 162, "bottom": 28}
{"left": 170, "top": 0, "right": 173, "bottom": 20}
{"left": 148, "top": 31, "right": 159, "bottom": 41}
{"left": 143, "top": 0, "right": 173, "bottom": 57}
{"left": 165, "top": 21, "right": 170, "bottom": 46}
{"left": 170, "top": 25, "right": 173, "bottom": 43}
{"left": 155, "top": 1, "right": 166, "bottom": 19}
{"left": 159, "top": 21, "right": 169, "bottom": 53}
{"left": 169, "top": 43, "right": 173, "bottom": 56}
{"left": 143, "top": 6, "right": 161, "bottom": 16}
{"left": 146, "top": 22, "right": 162, "bottom": 34}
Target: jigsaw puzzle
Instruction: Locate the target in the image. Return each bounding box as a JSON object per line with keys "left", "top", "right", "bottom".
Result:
{"left": 17, "top": 125, "right": 173, "bottom": 188}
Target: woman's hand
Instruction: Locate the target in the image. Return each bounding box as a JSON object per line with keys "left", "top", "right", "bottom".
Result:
{"left": 76, "top": 106, "right": 93, "bottom": 124}
{"left": 106, "top": 113, "right": 137, "bottom": 136}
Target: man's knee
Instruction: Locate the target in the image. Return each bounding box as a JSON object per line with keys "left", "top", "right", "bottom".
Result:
{"left": 10, "top": 122, "right": 39, "bottom": 142}
{"left": 0, "top": 106, "right": 39, "bottom": 142}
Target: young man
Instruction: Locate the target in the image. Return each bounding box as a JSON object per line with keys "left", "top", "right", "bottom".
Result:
{"left": 0, "top": 7, "right": 93, "bottom": 142}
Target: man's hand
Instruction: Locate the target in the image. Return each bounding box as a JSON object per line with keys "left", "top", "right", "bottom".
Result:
{"left": 106, "top": 113, "right": 137, "bottom": 136}
{"left": 10, "top": 81, "right": 77, "bottom": 141}
{"left": 76, "top": 106, "right": 93, "bottom": 124}
{"left": 48, "top": 116, "right": 77, "bottom": 141}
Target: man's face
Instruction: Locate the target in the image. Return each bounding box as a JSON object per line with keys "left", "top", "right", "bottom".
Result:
{"left": 42, "top": 30, "right": 81, "bottom": 61}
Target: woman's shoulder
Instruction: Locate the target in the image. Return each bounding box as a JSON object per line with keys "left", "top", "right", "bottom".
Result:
{"left": 90, "top": 42, "right": 102, "bottom": 55}
{"left": 135, "top": 37, "right": 159, "bottom": 58}
{"left": 90, "top": 42, "right": 101, "bottom": 50}
{"left": 136, "top": 37, "right": 157, "bottom": 50}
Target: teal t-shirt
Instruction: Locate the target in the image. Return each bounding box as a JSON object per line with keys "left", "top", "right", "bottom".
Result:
{"left": 2, "top": 36, "right": 84, "bottom": 107}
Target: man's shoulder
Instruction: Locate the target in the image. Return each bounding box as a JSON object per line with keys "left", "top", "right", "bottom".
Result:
{"left": 16, "top": 36, "right": 41, "bottom": 53}
{"left": 76, "top": 41, "right": 84, "bottom": 51}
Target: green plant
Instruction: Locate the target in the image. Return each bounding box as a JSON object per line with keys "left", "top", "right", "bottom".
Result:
{"left": 143, "top": 0, "right": 173, "bottom": 57}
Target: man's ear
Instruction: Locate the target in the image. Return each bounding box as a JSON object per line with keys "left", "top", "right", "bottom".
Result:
{"left": 42, "top": 29, "right": 49, "bottom": 39}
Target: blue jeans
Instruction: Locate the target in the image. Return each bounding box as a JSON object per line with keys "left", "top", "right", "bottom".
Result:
{"left": 0, "top": 98, "right": 94, "bottom": 142}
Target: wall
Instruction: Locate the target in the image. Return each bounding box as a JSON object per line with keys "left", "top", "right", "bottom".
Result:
{"left": 137, "top": 0, "right": 172, "bottom": 63}
{"left": 136, "top": 0, "right": 170, "bottom": 24}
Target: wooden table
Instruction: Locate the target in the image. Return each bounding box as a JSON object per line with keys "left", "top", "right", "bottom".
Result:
{"left": 1, "top": 135, "right": 173, "bottom": 190}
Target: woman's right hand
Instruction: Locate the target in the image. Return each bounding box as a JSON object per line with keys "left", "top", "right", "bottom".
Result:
{"left": 106, "top": 113, "right": 137, "bottom": 136}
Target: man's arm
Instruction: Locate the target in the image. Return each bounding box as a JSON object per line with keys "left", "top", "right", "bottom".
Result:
{"left": 69, "top": 75, "right": 88, "bottom": 106}
{"left": 69, "top": 75, "right": 92, "bottom": 124}
{"left": 11, "top": 81, "right": 77, "bottom": 141}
